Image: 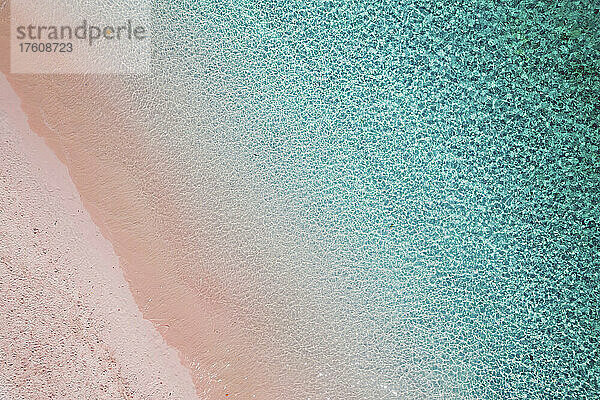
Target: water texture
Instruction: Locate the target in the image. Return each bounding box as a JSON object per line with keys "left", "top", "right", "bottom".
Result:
{"left": 132, "top": 0, "right": 598, "bottom": 398}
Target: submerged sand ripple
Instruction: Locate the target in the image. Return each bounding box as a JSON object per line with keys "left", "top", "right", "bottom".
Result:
{"left": 0, "top": 74, "right": 198, "bottom": 400}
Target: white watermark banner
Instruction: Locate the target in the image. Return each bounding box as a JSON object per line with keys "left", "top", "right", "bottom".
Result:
{"left": 11, "top": 0, "right": 151, "bottom": 74}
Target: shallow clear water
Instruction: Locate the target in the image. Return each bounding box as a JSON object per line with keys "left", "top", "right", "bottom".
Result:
{"left": 146, "top": 0, "right": 599, "bottom": 398}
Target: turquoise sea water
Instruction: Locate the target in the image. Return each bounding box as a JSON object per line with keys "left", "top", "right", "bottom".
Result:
{"left": 149, "top": 0, "right": 599, "bottom": 398}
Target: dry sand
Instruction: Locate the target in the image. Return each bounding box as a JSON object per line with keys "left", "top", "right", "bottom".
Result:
{"left": 0, "top": 0, "right": 336, "bottom": 396}
{"left": 0, "top": 73, "right": 199, "bottom": 399}
{"left": 0, "top": 1, "right": 298, "bottom": 396}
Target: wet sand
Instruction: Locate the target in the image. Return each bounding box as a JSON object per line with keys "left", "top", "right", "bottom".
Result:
{"left": 0, "top": 3, "right": 298, "bottom": 398}
{"left": 0, "top": 73, "right": 198, "bottom": 399}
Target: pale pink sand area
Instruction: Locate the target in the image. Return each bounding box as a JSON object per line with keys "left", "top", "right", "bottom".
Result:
{"left": 0, "top": 74, "right": 198, "bottom": 399}
{"left": 0, "top": 3, "right": 333, "bottom": 396}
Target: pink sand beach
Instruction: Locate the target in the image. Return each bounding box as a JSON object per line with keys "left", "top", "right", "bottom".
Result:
{"left": 0, "top": 0, "right": 367, "bottom": 396}
{"left": 0, "top": 5, "right": 306, "bottom": 398}
{"left": 0, "top": 73, "right": 199, "bottom": 399}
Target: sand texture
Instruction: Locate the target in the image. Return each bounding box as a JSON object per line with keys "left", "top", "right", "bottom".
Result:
{"left": 0, "top": 74, "right": 198, "bottom": 400}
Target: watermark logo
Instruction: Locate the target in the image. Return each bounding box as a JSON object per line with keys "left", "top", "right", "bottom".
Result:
{"left": 11, "top": 0, "right": 151, "bottom": 74}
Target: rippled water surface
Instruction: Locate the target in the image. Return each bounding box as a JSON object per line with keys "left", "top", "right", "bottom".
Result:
{"left": 141, "top": 1, "right": 599, "bottom": 398}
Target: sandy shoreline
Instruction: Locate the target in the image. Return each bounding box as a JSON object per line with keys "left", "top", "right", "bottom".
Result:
{"left": 0, "top": 74, "right": 286, "bottom": 399}
{"left": 0, "top": 0, "right": 368, "bottom": 395}
{"left": 0, "top": 4, "right": 296, "bottom": 397}
{"left": 0, "top": 73, "right": 198, "bottom": 399}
